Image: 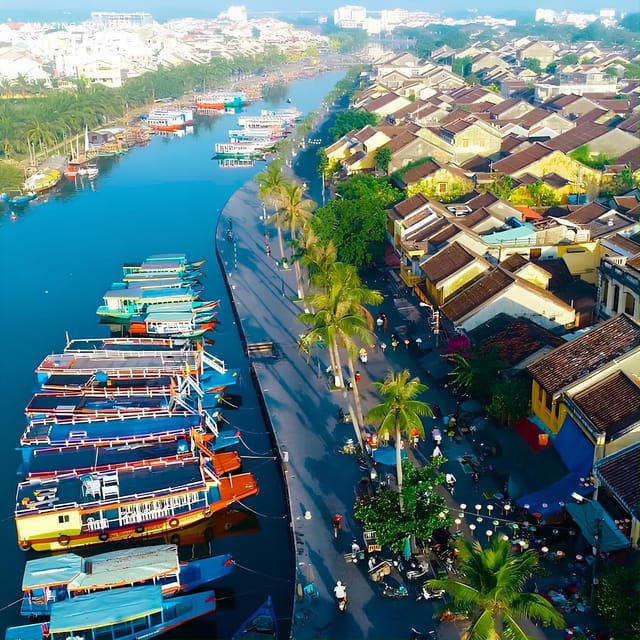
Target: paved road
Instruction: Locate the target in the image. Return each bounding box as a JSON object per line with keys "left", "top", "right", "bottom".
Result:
{"left": 216, "top": 178, "right": 587, "bottom": 639}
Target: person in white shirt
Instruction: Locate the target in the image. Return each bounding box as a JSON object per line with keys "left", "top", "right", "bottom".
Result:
{"left": 334, "top": 581, "right": 346, "bottom": 599}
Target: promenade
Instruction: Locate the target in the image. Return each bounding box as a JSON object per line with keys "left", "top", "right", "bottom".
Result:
{"left": 216, "top": 181, "right": 591, "bottom": 639}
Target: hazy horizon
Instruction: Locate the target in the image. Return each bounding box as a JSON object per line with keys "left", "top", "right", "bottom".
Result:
{"left": 0, "top": 0, "right": 637, "bottom": 23}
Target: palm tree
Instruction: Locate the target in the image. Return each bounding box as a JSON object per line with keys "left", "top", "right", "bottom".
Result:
{"left": 255, "top": 158, "right": 285, "bottom": 215}
{"left": 366, "top": 370, "right": 432, "bottom": 511}
{"left": 426, "top": 538, "right": 565, "bottom": 639}
{"left": 268, "top": 180, "right": 316, "bottom": 298}
{"left": 299, "top": 227, "right": 337, "bottom": 292}
{"left": 447, "top": 352, "right": 473, "bottom": 394}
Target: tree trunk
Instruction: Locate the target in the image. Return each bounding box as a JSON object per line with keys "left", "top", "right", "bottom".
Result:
{"left": 396, "top": 423, "right": 404, "bottom": 513}
{"left": 347, "top": 355, "right": 366, "bottom": 433}
{"left": 277, "top": 226, "right": 285, "bottom": 262}
{"left": 331, "top": 337, "right": 344, "bottom": 388}
{"left": 293, "top": 259, "right": 304, "bottom": 300}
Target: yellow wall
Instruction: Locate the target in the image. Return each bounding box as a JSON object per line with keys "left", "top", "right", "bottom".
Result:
{"left": 407, "top": 170, "right": 474, "bottom": 199}
{"left": 440, "top": 263, "right": 488, "bottom": 304}
{"left": 16, "top": 509, "right": 83, "bottom": 542}
{"left": 557, "top": 242, "right": 600, "bottom": 284}
{"left": 514, "top": 264, "right": 550, "bottom": 290}
{"left": 530, "top": 380, "right": 565, "bottom": 433}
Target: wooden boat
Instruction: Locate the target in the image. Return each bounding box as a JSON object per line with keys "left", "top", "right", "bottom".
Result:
{"left": 232, "top": 595, "right": 278, "bottom": 640}
{"left": 19, "top": 428, "right": 242, "bottom": 480}
{"left": 23, "top": 168, "right": 62, "bottom": 194}
{"left": 6, "top": 191, "right": 37, "bottom": 209}
{"left": 20, "top": 545, "right": 234, "bottom": 617}
{"left": 196, "top": 93, "right": 245, "bottom": 111}
{"left": 38, "top": 372, "right": 182, "bottom": 397}
{"left": 6, "top": 585, "right": 216, "bottom": 640}
{"left": 122, "top": 254, "right": 205, "bottom": 277}
{"left": 128, "top": 310, "right": 216, "bottom": 339}
{"left": 15, "top": 456, "right": 259, "bottom": 551}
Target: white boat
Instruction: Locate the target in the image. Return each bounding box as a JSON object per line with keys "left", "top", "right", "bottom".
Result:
{"left": 147, "top": 109, "right": 194, "bottom": 131}
{"left": 213, "top": 141, "right": 269, "bottom": 158}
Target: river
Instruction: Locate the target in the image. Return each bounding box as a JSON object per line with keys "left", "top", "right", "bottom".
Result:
{"left": 0, "top": 69, "right": 345, "bottom": 639}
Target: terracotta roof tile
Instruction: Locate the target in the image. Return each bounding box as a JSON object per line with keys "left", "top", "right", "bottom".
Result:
{"left": 392, "top": 193, "right": 430, "bottom": 219}
{"left": 492, "top": 143, "right": 553, "bottom": 175}
{"left": 527, "top": 314, "right": 640, "bottom": 394}
{"left": 595, "top": 444, "right": 640, "bottom": 517}
{"left": 573, "top": 371, "right": 640, "bottom": 436}
{"left": 420, "top": 241, "right": 480, "bottom": 284}
{"left": 456, "top": 207, "right": 491, "bottom": 229}
{"left": 428, "top": 222, "right": 460, "bottom": 247}
{"left": 469, "top": 315, "right": 566, "bottom": 366}
{"left": 546, "top": 122, "right": 610, "bottom": 153}
{"left": 500, "top": 253, "right": 529, "bottom": 272}
{"left": 563, "top": 201, "right": 609, "bottom": 224}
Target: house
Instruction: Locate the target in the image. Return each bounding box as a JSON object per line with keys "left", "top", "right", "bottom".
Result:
{"left": 439, "top": 266, "right": 576, "bottom": 335}
{"left": 487, "top": 98, "right": 535, "bottom": 121}
{"left": 500, "top": 253, "right": 552, "bottom": 289}
{"left": 381, "top": 129, "right": 435, "bottom": 174}
{"left": 392, "top": 159, "right": 475, "bottom": 200}
{"left": 359, "top": 92, "right": 411, "bottom": 117}
{"left": 324, "top": 125, "right": 392, "bottom": 174}
{"left": 527, "top": 313, "right": 640, "bottom": 435}
{"left": 419, "top": 241, "right": 492, "bottom": 306}
{"left": 561, "top": 202, "right": 638, "bottom": 243}
{"left": 516, "top": 40, "right": 556, "bottom": 67}
{"left": 415, "top": 117, "right": 503, "bottom": 165}
{"left": 545, "top": 121, "right": 640, "bottom": 160}
{"left": 491, "top": 142, "right": 602, "bottom": 192}
{"left": 542, "top": 93, "right": 603, "bottom": 119}
{"left": 593, "top": 444, "right": 640, "bottom": 549}
{"left": 598, "top": 253, "right": 640, "bottom": 322}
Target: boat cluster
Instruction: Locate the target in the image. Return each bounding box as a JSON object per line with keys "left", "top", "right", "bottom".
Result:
{"left": 7, "top": 253, "right": 262, "bottom": 640}
{"left": 213, "top": 107, "right": 301, "bottom": 160}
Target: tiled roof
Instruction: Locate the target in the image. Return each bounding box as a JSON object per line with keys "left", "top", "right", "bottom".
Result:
{"left": 527, "top": 314, "right": 640, "bottom": 394}
{"left": 353, "top": 126, "right": 378, "bottom": 142}
{"left": 361, "top": 92, "right": 402, "bottom": 112}
{"left": 468, "top": 314, "right": 566, "bottom": 366}
{"left": 392, "top": 192, "right": 430, "bottom": 219}
{"left": 465, "top": 192, "right": 499, "bottom": 209}
{"left": 573, "top": 371, "right": 640, "bottom": 436}
{"left": 400, "top": 160, "right": 441, "bottom": 185}
{"left": 492, "top": 143, "right": 553, "bottom": 175}
{"left": 532, "top": 258, "right": 573, "bottom": 290}
{"left": 601, "top": 234, "right": 640, "bottom": 257}
{"left": 428, "top": 222, "right": 461, "bottom": 247}
{"left": 500, "top": 253, "right": 529, "bottom": 272}
{"left": 456, "top": 207, "right": 491, "bottom": 229}
{"left": 420, "top": 241, "right": 480, "bottom": 284}
{"left": 501, "top": 134, "right": 528, "bottom": 154}
{"left": 613, "top": 196, "right": 639, "bottom": 212}
{"left": 616, "top": 146, "right": 640, "bottom": 170}
{"left": 440, "top": 268, "right": 515, "bottom": 321}
{"left": 384, "top": 130, "right": 419, "bottom": 152}
{"left": 545, "top": 122, "right": 610, "bottom": 153}
{"left": 595, "top": 444, "right": 640, "bottom": 518}
{"left": 563, "top": 201, "right": 609, "bottom": 224}
{"left": 618, "top": 113, "right": 639, "bottom": 135}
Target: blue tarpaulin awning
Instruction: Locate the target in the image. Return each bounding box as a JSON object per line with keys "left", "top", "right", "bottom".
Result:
{"left": 565, "top": 500, "right": 630, "bottom": 553}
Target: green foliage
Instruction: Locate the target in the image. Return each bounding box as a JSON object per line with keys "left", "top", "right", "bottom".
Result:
{"left": 329, "top": 110, "right": 378, "bottom": 141}
{"left": 374, "top": 147, "right": 392, "bottom": 175}
{"left": 545, "top": 62, "right": 558, "bottom": 74}
{"left": 427, "top": 538, "right": 565, "bottom": 636}
{"left": 447, "top": 345, "right": 507, "bottom": 405}
{"left": 0, "top": 160, "right": 24, "bottom": 191}
{"left": 354, "top": 459, "right": 448, "bottom": 553}
{"left": 619, "top": 12, "right": 640, "bottom": 32}
{"left": 624, "top": 62, "right": 640, "bottom": 79}
{"left": 523, "top": 57, "right": 542, "bottom": 74}
{"left": 391, "top": 156, "right": 435, "bottom": 182}
{"left": 336, "top": 174, "right": 402, "bottom": 206}
{"left": 486, "top": 374, "right": 531, "bottom": 426}
{"left": 512, "top": 180, "right": 560, "bottom": 207}
{"left": 569, "top": 144, "right": 613, "bottom": 170}
{"left": 311, "top": 198, "right": 387, "bottom": 268}
{"left": 488, "top": 174, "right": 514, "bottom": 200}
{"left": 452, "top": 55, "right": 472, "bottom": 78}
{"left": 596, "top": 559, "right": 640, "bottom": 638}
{"left": 559, "top": 52, "right": 579, "bottom": 65}
{"left": 326, "top": 28, "right": 368, "bottom": 54}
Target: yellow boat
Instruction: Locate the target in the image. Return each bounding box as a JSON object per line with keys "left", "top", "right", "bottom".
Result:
{"left": 23, "top": 168, "right": 62, "bottom": 194}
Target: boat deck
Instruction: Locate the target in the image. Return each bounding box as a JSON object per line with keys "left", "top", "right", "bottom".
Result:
{"left": 64, "top": 337, "right": 193, "bottom": 352}
{"left": 25, "top": 393, "right": 173, "bottom": 415}
{"left": 21, "top": 412, "right": 202, "bottom": 446}
{"left": 22, "top": 439, "right": 191, "bottom": 478}
{"left": 40, "top": 373, "right": 178, "bottom": 396}
{"left": 16, "top": 458, "right": 211, "bottom": 514}
{"left": 36, "top": 351, "right": 200, "bottom": 377}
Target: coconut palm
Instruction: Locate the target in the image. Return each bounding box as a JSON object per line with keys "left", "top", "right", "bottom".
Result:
{"left": 269, "top": 181, "right": 316, "bottom": 298}
{"left": 299, "top": 227, "right": 337, "bottom": 292}
{"left": 426, "top": 537, "right": 565, "bottom": 640}
{"left": 366, "top": 370, "right": 432, "bottom": 511}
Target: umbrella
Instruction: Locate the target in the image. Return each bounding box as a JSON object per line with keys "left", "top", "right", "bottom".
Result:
{"left": 373, "top": 445, "right": 406, "bottom": 466}
{"left": 460, "top": 398, "right": 482, "bottom": 413}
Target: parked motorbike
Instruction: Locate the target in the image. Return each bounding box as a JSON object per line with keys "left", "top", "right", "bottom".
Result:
{"left": 337, "top": 407, "right": 352, "bottom": 424}
{"left": 405, "top": 558, "right": 429, "bottom": 581}
{"left": 416, "top": 585, "right": 446, "bottom": 602}
{"left": 411, "top": 627, "right": 438, "bottom": 640}
{"left": 381, "top": 580, "right": 409, "bottom": 598}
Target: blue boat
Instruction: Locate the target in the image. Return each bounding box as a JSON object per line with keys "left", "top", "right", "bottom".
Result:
{"left": 20, "top": 545, "right": 233, "bottom": 617}
{"left": 232, "top": 595, "right": 277, "bottom": 640}
{"left": 4, "top": 191, "right": 37, "bottom": 209}
{"left": 6, "top": 584, "right": 216, "bottom": 640}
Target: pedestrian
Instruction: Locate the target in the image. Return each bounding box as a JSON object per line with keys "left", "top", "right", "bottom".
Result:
{"left": 431, "top": 427, "right": 442, "bottom": 445}
{"left": 265, "top": 244, "right": 271, "bottom": 257}
{"left": 391, "top": 336, "right": 399, "bottom": 351}
{"left": 432, "top": 445, "right": 442, "bottom": 458}
{"left": 380, "top": 342, "right": 387, "bottom": 354}
{"left": 354, "top": 370, "right": 361, "bottom": 383}
{"left": 404, "top": 338, "right": 410, "bottom": 349}
{"left": 376, "top": 315, "right": 384, "bottom": 331}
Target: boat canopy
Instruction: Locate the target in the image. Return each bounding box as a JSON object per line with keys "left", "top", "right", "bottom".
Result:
{"left": 50, "top": 585, "right": 163, "bottom": 632}
{"left": 23, "top": 545, "right": 179, "bottom": 592}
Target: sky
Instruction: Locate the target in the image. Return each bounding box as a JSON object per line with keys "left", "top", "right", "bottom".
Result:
{"left": 0, "top": 0, "right": 636, "bottom": 22}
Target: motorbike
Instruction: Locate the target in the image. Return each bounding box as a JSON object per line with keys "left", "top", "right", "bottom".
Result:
{"left": 337, "top": 407, "right": 352, "bottom": 424}
{"left": 405, "top": 559, "right": 429, "bottom": 581}
{"left": 382, "top": 580, "right": 409, "bottom": 598}
{"left": 332, "top": 514, "right": 342, "bottom": 539}
{"left": 411, "top": 628, "right": 438, "bottom": 640}
{"left": 416, "top": 585, "right": 446, "bottom": 602}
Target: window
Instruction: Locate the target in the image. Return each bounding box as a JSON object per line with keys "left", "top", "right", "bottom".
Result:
{"left": 612, "top": 284, "right": 620, "bottom": 312}
{"left": 554, "top": 401, "right": 560, "bottom": 418}
{"left": 57, "top": 515, "right": 70, "bottom": 524}
{"left": 544, "top": 391, "right": 552, "bottom": 411}
{"left": 537, "top": 384, "right": 543, "bottom": 404}
{"left": 624, "top": 292, "right": 636, "bottom": 316}
{"left": 437, "top": 182, "right": 447, "bottom": 194}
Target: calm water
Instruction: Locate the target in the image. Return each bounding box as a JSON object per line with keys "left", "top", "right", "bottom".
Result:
{"left": 0, "top": 70, "right": 345, "bottom": 638}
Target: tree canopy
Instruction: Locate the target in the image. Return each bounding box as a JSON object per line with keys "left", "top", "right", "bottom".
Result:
{"left": 354, "top": 459, "right": 448, "bottom": 553}
{"left": 329, "top": 110, "right": 378, "bottom": 141}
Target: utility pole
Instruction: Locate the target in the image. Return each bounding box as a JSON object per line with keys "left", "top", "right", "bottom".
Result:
{"left": 590, "top": 515, "right": 602, "bottom": 607}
